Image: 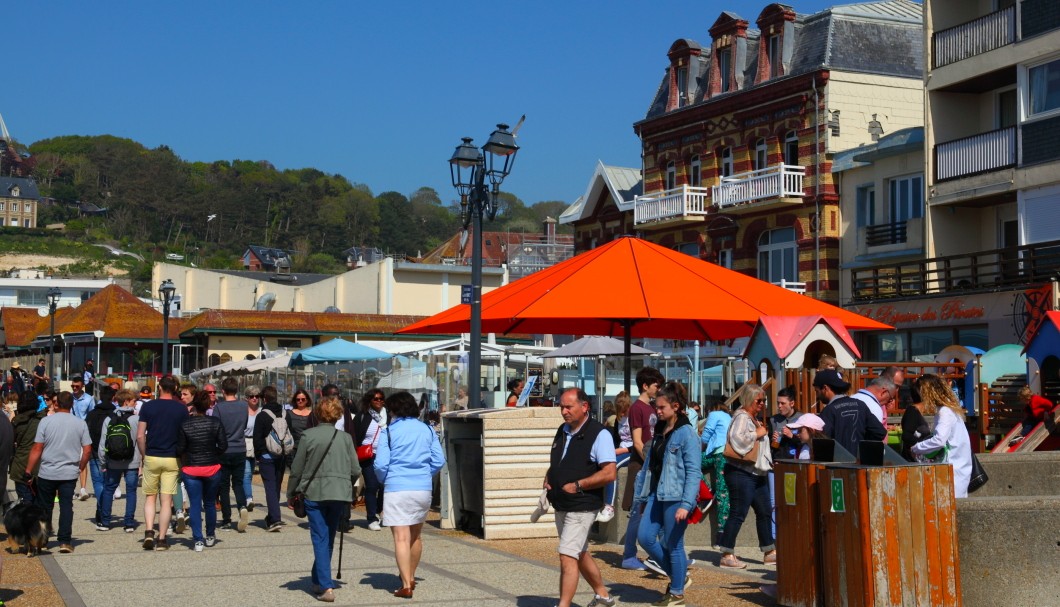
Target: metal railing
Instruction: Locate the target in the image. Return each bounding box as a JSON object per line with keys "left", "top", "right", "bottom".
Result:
{"left": 932, "top": 6, "right": 1016, "bottom": 68}
{"left": 773, "top": 279, "right": 807, "bottom": 294}
{"left": 865, "top": 221, "right": 908, "bottom": 247}
{"left": 712, "top": 164, "right": 805, "bottom": 208}
{"left": 851, "top": 237, "right": 1060, "bottom": 302}
{"left": 934, "top": 126, "right": 1017, "bottom": 182}
{"left": 633, "top": 185, "right": 711, "bottom": 225}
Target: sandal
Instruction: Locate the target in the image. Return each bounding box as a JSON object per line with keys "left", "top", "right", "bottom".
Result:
{"left": 719, "top": 554, "right": 747, "bottom": 569}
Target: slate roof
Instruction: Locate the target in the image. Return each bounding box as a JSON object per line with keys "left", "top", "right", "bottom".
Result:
{"left": 210, "top": 268, "right": 335, "bottom": 286}
{"left": 342, "top": 246, "right": 387, "bottom": 264}
{"left": 560, "top": 161, "right": 643, "bottom": 224}
{"left": 643, "top": 0, "right": 923, "bottom": 120}
{"left": 0, "top": 176, "right": 40, "bottom": 199}
{"left": 179, "top": 309, "right": 426, "bottom": 337}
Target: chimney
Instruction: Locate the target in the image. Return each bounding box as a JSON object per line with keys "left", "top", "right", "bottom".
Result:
{"left": 543, "top": 216, "right": 557, "bottom": 243}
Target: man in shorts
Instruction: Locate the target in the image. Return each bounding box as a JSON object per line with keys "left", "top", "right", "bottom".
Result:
{"left": 135, "top": 375, "right": 188, "bottom": 551}
{"left": 544, "top": 388, "right": 617, "bottom": 607}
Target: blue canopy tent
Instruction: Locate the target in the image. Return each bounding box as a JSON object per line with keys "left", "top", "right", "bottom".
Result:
{"left": 288, "top": 338, "right": 392, "bottom": 366}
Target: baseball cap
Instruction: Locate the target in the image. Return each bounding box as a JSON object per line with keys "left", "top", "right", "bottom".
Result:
{"left": 813, "top": 369, "right": 850, "bottom": 391}
{"left": 787, "top": 413, "right": 825, "bottom": 432}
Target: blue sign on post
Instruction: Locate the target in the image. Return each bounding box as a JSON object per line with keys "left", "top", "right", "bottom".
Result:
{"left": 461, "top": 285, "right": 472, "bottom": 304}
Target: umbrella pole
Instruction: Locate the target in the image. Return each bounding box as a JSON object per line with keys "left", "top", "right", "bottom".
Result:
{"left": 623, "top": 320, "right": 633, "bottom": 395}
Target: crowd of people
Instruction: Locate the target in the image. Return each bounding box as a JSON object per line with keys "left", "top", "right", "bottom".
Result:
{"left": 0, "top": 365, "right": 446, "bottom": 604}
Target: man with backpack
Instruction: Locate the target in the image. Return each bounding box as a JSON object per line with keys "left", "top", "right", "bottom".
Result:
{"left": 85, "top": 386, "right": 118, "bottom": 529}
{"left": 98, "top": 388, "right": 140, "bottom": 532}
{"left": 252, "top": 385, "right": 292, "bottom": 532}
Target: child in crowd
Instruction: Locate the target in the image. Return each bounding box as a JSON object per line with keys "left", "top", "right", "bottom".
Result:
{"left": 787, "top": 413, "right": 827, "bottom": 460}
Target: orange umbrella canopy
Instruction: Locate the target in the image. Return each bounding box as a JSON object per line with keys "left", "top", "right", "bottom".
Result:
{"left": 399, "top": 236, "right": 891, "bottom": 339}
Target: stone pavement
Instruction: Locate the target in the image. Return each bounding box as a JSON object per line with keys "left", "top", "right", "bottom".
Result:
{"left": 3, "top": 483, "right": 777, "bottom": 606}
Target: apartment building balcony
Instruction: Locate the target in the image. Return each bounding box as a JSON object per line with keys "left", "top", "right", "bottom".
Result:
{"left": 932, "top": 6, "right": 1016, "bottom": 69}
{"left": 773, "top": 279, "right": 806, "bottom": 294}
{"left": 850, "top": 237, "right": 1060, "bottom": 302}
{"left": 934, "top": 126, "right": 1017, "bottom": 182}
{"left": 855, "top": 217, "right": 924, "bottom": 257}
{"left": 633, "top": 185, "right": 710, "bottom": 228}
{"left": 711, "top": 164, "right": 805, "bottom": 214}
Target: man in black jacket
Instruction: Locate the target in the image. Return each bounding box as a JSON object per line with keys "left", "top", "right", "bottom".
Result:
{"left": 543, "top": 388, "right": 617, "bottom": 607}
{"left": 85, "top": 386, "right": 117, "bottom": 526}
{"left": 815, "top": 370, "right": 887, "bottom": 458}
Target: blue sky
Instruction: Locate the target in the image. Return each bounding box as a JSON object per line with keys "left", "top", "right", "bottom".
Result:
{"left": 7, "top": 1, "right": 839, "bottom": 207}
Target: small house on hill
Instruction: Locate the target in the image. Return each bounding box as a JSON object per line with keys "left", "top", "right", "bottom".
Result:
{"left": 243, "top": 246, "right": 293, "bottom": 272}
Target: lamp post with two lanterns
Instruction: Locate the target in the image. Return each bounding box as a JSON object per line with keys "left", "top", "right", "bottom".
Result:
{"left": 448, "top": 123, "right": 519, "bottom": 409}
{"left": 159, "top": 280, "right": 177, "bottom": 376}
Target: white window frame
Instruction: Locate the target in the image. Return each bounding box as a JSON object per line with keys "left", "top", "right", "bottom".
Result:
{"left": 753, "top": 138, "right": 768, "bottom": 171}
{"left": 1022, "top": 55, "right": 1060, "bottom": 123}
{"left": 784, "top": 131, "right": 799, "bottom": 166}
{"left": 24, "top": 203, "right": 31, "bottom": 212}
{"left": 717, "top": 248, "right": 733, "bottom": 269}
{"left": 718, "top": 48, "right": 732, "bottom": 92}
{"left": 758, "top": 227, "right": 797, "bottom": 284}
{"left": 676, "top": 66, "right": 688, "bottom": 107}
{"left": 0, "top": 202, "right": 5, "bottom": 211}
{"left": 887, "top": 173, "right": 924, "bottom": 223}
{"left": 767, "top": 35, "right": 781, "bottom": 78}
{"left": 719, "top": 147, "right": 733, "bottom": 177}
{"left": 690, "top": 155, "right": 702, "bottom": 187}
{"left": 665, "top": 161, "right": 677, "bottom": 190}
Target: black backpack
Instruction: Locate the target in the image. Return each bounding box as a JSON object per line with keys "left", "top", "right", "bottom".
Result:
{"left": 104, "top": 411, "right": 135, "bottom": 461}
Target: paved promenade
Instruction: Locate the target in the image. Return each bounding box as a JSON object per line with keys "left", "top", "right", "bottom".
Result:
{"left": 2, "top": 482, "right": 776, "bottom": 606}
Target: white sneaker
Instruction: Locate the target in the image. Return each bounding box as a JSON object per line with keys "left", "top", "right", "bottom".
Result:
{"left": 194, "top": 541, "right": 204, "bottom": 552}
{"left": 114, "top": 488, "right": 122, "bottom": 500}
{"left": 237, "top": 507, "right": 249, "bottom": 532}
{"left": 368, "top": 521, "right": 382, "bottom": 531}
{"left": 78, "top": 488, "right": 90, "bottom": 501}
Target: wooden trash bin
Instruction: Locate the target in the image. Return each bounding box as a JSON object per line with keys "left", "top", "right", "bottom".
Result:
{"left": 775, "top": 459, "right": 827, "bottom": 607}
{"left": 818, "top": 463, "right": 962, "bottom": 607}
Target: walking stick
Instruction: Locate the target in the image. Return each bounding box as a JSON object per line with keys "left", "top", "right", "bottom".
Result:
{"left": 336, "top": 512, "right": 345, "bottom": 579}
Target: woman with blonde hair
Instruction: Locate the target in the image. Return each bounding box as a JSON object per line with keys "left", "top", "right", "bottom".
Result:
{"left": 911, "top": 375, "right": 973, "bottom": 498}
{"left": 598, "top": 391, "right": 634, "bottom": 523}
{"left": 717, "top": 384, "right": 774, "bottom": 569}
{"left": 288, "top": 397, "right": 360, "bottom": 602}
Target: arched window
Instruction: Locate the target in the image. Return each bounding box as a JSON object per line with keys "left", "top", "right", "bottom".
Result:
{"left": 208, "top": 354, "right": 221, "bottom": 366}
{"left": 784, "top": 130, "right": 799, "bottom": 166}
{"left": 719, "top": 147, "right": 733, "bottom": 177}
{"left": 690, "top": 155, "right": 702, "bottom": 187}
{"left": 754, "top": 138, "right": 768, "bottom": 171}
{"left": 219, "top": 353, "right": 232, "bottom": 364}
{"left": 758, "top": 227, "right": 797, "bottom": 284}
{"left": 665, "top": 161, "right": 677, "bottom": 190}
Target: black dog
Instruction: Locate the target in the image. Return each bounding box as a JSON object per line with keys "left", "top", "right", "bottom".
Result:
{"left": 4, "top": 502, "right": 48, "bottom": 556}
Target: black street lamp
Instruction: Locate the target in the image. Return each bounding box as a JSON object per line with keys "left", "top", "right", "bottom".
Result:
{"left": 159, "top": 279, "right": 176, "bottom": 376}
{"left": 449, "top": 123, "right": 519, "bottom": 409}
{"left": 46, "top": 287, "right": 61, "bottom": 389}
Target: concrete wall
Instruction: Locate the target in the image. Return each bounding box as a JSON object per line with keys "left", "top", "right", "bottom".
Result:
{"left": 827, "top": 72, "right": 924, "bottom": 154}
{"left": 958, "top": 451, "right": 1060, "bottom": 607}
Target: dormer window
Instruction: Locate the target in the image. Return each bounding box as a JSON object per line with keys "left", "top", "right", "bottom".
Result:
{"left": 718, "top": 48, "right": 732, "bottom": 92}
{"left": 10, "top": 186, "right": 19, "bottom": 197}
{"left": 767, "top": 35, "right": 781, "bottom": 78}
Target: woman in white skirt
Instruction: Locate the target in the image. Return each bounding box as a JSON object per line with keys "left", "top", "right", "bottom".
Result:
{"left": 374, "top": 391, "right": 446, "bottom": 599}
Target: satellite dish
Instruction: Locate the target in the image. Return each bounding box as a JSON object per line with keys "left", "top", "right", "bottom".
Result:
{"left": 37, "top": 306, "right": 49, "bottom": 318}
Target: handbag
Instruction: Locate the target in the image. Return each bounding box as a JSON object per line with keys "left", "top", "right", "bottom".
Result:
{"left": 290, "top": 429, "right": 338, "bottom": 518}
{"left": 686, "top": 478, "right": 715, "bottom": 525}
{"left": 967, "top": 452, "right": 989, "bottom": 493}
{"left": 356, "top": 426, "right": 381, "bottom": 461}
{"left": 723, "top": 411, "right": 762, "bottom": 464}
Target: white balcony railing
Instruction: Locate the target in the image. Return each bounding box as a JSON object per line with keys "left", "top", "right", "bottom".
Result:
{"left": 932, "top": 6, "right": 1016, "bottom": 68}
{"left": 712, "top": 164, "right": 805, "bottom": 209}
{"left": 934, "top": 126, "right": 1017, "bottom": 182}
{"left": 633, "top": 185, "right": 711, "bottom": 225}
{"left": 773, "top": 279, "right": 806, "bottom": 294}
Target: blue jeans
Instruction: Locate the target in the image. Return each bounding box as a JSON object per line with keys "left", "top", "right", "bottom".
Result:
{"left": 719, "top": 464, "right": 774, "bottom": 553}
{"left": 767, "top": 470, "right": 776, "bottom": 540}
{"left": 14, "top": 481, "right": 34, "bottom": 504}
{"left": 257, "top": 455, "right": 285, "bottom": 526}
{"left": 89, "top": 459, "right": 105, "bottom": 523}
{"left": 623, "top": 461, "right": 645, "bottom": 560}
{"left": 183, "top": 469, "right": 221, "bottom": 543}
{"left": 244, "top": 457, "right": 254, "bottom": 503}
{"left": 100, "top": 468, "right": 139, "bottom": 528}
{"left": 637, "top": 495, "right": 690, "bottom": 595}
{"left": 306, "top": 499, "right": 344, "bottom": 590}
{"left": 361, "top": 462, "right": 383, "bottom": 523}
{"left": 35, "top": 477, "right": 76, "bottom": 543}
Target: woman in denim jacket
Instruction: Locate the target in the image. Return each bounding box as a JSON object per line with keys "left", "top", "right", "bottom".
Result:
{"left": 632, "top": 381, "right": 701, "bottom": 607}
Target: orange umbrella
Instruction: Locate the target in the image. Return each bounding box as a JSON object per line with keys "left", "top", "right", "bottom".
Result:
{"left": 399, "top": 236, "right": 891, "bottom": 389}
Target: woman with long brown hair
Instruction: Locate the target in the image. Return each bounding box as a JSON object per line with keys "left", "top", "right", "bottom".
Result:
{"left": 911, "top": 375, "right": 973, "bottom": 498}
{"left": 286, "top": 389, "right": 314, "bottom": 462}
{"left": 353, "top": 388, "right": 387, "bottom": 530}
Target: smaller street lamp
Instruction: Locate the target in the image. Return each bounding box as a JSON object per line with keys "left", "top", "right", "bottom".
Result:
{"left": 159, "top": 280, "right": 177, "bottom": 376}
{"left": 46, "top": 287, "right": 61, "bottom": 388}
